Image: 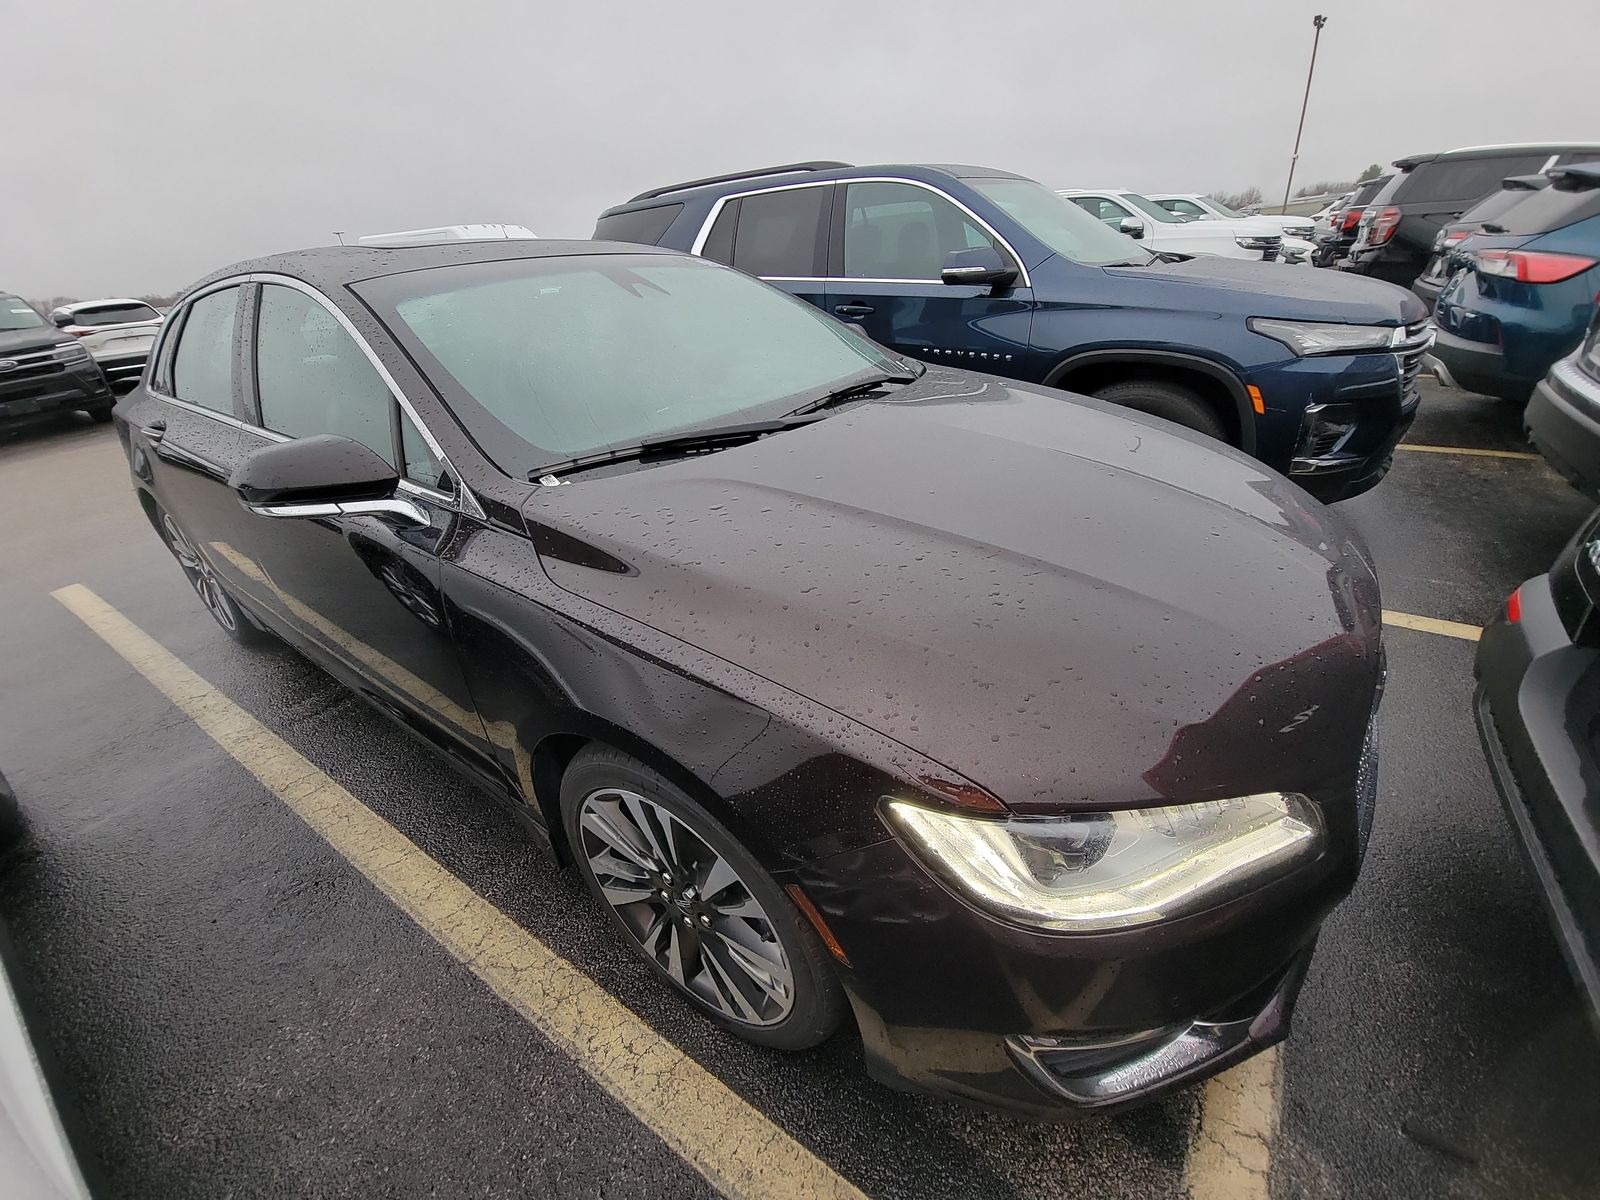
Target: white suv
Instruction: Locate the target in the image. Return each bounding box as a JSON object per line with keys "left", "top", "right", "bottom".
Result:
{"left": 1148, "top": 193, "right": 1318, "bottom": 244}
{"left": 48, "top": 299, "right": 163, "bottom": 391}
{"left": 1058, "top": 190, "right": 1284, "bottom": 262}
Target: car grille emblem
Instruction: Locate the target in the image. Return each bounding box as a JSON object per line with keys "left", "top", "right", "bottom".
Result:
{"left": 0, "top": 360, "right": 18, "bottom": 373}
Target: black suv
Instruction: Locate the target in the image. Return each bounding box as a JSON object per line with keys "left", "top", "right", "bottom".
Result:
{"left": 0, "top": 292, "right": 115, "bottom": 433}
{"left": 1343, "top": 143, "right": 1600, "bottom": 289}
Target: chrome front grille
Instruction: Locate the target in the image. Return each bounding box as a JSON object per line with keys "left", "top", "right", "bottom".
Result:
{"left": 0, "top": 345, "right": 70, "bottom": 383}
{"left": 1395, "top": 321, "right": 1433, "bottom": 406}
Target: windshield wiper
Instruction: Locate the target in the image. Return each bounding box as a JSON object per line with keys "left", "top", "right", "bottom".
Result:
{"left": 786, "top": 370, "right": 917, "bottom": 418}
{"left": 531, "top": 415, "right": 826, "bottom": 481}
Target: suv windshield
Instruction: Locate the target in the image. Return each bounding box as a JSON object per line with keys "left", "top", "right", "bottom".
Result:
{"left": 968, "top": 179, "right": 1154, "bottom": 267}
{"left": 359, "top": 254, "right": 904, "bottom": 477}
{"left": 68, "top": 303, "right": 161, "bottom": 327}
{"left": 0, "top": 299, "right": 46, "bottom": 331}
{"left": 1203, "top": 197, "right": 1244, "bottom": 219}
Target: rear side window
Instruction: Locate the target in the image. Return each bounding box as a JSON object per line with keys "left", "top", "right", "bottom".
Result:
{"left": 171, "top": 287, "right": 239, "bottom": 413}
{"left": 254, "top": 284, "right": 395, "bottom": 463}
{"left": 1397, "top": 156, "right": 1549, "bottom": 206}
{"left": 593, "top": 204, "right": 682, "bottom": 245}
{"left": 727, "top": 186, "right": 830, "bottom": 277}
{"left": 1491, "top": 177, "right": 1600, "bottom": 235}
{"left": 69, "top": 303, "right": 161, "bottom": 327}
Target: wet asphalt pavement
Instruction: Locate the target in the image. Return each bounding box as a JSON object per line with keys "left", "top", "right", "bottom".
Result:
{"left": 1, "top": 378, "right": 1598, "bottom": 1199}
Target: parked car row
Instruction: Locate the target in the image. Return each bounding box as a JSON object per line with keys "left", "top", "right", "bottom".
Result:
{"left": 596, "top": 160, "right": 1428, "bottom": 502}
{"left": 1057, "top": 189, "right": 1312, "bottom": 263}
{"left": 0, "top": 293, "right": 163, "bottom": 436}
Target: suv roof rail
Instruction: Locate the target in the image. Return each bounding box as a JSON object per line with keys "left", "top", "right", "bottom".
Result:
{"left": 629, "top": 161, "right": 853, "bottom": 203}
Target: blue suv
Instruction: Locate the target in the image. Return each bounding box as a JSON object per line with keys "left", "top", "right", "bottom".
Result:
{"left": 596, "top": 161, "right": 1431, "bottom": 501}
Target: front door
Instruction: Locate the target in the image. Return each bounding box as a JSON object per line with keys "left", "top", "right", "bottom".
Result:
{"left": 227, "top": 280, "right": 494, "bottom": 772}
{"left": 825, "top": 181, "right": 1035, "bottom": 381}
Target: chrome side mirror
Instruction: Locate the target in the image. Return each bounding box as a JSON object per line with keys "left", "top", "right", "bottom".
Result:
{"left": 246, "top": 496, "right": 430, "bottom": 526}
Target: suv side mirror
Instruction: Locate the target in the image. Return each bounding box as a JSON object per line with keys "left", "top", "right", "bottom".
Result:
{"left": 50, "top": 312, "right": 72, "bottom": 328}
{"left": 941, "top": 247, "right": 1018, "bottom": 291}
{"left": 229, "top": 434, "right": 426, "bottom": 525}
{"left": 1118, "top": 216, "right": 1146, "bottom": 239}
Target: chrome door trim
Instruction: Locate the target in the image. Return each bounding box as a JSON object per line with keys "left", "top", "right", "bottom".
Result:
{"left": 246, "top": 497, "right": 432, "bottom": 526}
{"left": 149, "top": 273, "right": 486, "bottom": 521}
{"left": 688, "top": 176, "right": 1032, "bottom": 289}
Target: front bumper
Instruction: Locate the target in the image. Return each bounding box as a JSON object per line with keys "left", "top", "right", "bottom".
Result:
{"left": 0, "top": 358, "right": 112, "bottom": 429}
{"left": 1526, "top": 355, "right": 1600, "bottom": 500}
{"left": 1274, "top": 327, "right": 1430, "bottom": 503}
{"left": 1473, "top": 574, "right": 1600, "bottom": 1028}
{"left": 795, "top": 764, "right": 1372, "bottom": 1117}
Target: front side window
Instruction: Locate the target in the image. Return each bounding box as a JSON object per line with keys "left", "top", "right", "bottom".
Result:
{"left": 172, "top": 287, "right": 240, "bottom": 413}
{"left": 1071, "top": 195, "right": 1134, "bottom": 225}
{"left": 358, "top": 254, "right": 904, "bottom": 477}
{"left": 973, "top": 180, "right": 1153, "bottom": 267}
{"left": 728, "top": 187, "right": 829, "bottom": 277}
{"left": 254, "top": 284, "right": 395, "bottom": 462}
{"left": 842, "top": 181, "right": 1001, "bottom": 281}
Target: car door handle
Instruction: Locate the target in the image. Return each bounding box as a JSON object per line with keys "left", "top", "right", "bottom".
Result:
{"left": 141, "top": 418, "right": 166, "bottom": 442}
{"left": 833, "top": 304, "right": 875, "bottom": 317}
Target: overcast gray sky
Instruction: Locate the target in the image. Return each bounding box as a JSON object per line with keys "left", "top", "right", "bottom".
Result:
{"left": 6, "top": 0, "right": 1595, "bottom": 299}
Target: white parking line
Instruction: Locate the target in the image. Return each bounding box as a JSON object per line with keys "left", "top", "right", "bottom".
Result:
{"left": 52, "top": 583, "right": 866, "bottom": 1200}
{"left": 1383, "top": 610, "right": 1483, "bottom": 642}
{"left": 1185, "top": 1046, "right": 1282, "bottom": 1200}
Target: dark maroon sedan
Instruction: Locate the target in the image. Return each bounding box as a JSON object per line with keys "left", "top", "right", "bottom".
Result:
{"left": 115, "top": 238, "right": 1381, "bottom": 1116}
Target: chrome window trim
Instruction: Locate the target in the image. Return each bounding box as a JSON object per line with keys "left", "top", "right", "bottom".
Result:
{"left": 148, "top": 273, "right": 484, "bottom": 520}
{"left": 688, "top": 176, "right": 1032, "bottom": 289}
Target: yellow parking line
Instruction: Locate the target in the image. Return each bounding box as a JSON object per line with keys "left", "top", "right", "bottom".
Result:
{"left": 1186, "top": 1047, "right": 1281, "bottom": 1200}
{"left": 51, "top": 584, "right": 864, "bottom": 1200}
{"left": 1383, "top": 610, "right": 1483, "bottom": 641}
{"left": 1396, "top": 443, "right": 1539, "bottom": 461}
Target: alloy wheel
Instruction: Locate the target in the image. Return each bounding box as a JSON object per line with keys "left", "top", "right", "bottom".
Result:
{"left": 161, "top": 514, "right": 238, "bottom": 633}
{"left": 577, "top": 787, "right": 795, "bottom": 1026}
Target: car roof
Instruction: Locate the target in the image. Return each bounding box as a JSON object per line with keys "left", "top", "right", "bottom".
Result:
{"left": 1394, "top": 142, "right": 1600, "bottom": 170}
{"left": 55, "top": 298, "right": 156, "bottom": 313}
{"left": 603, "top": 162, "right": 1028, "bottom": 216}
{"left": 181, "top": 239, "right": 683, "bottom": 299}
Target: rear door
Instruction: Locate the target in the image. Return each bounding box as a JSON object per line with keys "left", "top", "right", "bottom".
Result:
{"left": 696, "top": 183, "right": 832, "bottom": 312}
{"left": 826, "top": 180, "right": 1034, "bottom": 379}
{"left": 129, "top": 283, "right": 269, "bottom": 606}
{"left": 228, "top": 279, "right": 494, "bottom": 769}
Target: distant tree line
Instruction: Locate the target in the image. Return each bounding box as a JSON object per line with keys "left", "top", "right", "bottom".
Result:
{"left": 1210, "top": 163, "right": 1384, "bottom": 213}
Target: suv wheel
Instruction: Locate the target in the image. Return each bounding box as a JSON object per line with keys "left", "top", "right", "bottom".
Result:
{"left": 1092, "top": 379, "right": 1227, "bottom": 441}
{"left": 561, "top": 745, "right": 846, "bottom": 1050}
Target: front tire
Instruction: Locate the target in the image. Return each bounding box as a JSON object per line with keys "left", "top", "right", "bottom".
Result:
{"left": 561, "top": 745, "right": 845, "bottom": 1050}
{"left": 1092, "top": 378, "right": 1228, "bottom": 441}
{"left": 157, "top": 510, "right": 273, "bottom": 646}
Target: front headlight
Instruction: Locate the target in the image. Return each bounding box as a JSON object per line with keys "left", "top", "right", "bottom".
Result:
{"left": 1235, "top": 235, "right": 1281, "bottom": 251}
{"left": 1248, "top": 317, "right": 1396, "bottom": 356}
{"left": 884, "top": 793, "right": 1323, "bottom": 933}
{"left": 52, "top": 341, "right": 90, "bottom": 361}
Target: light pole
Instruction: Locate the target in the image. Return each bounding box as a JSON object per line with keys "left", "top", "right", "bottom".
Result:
{"left": 1281, "top": 14, "right": 1327, "bottom": 214}
{"left": 333, "top": 231, "right": 346, "bottom": 246}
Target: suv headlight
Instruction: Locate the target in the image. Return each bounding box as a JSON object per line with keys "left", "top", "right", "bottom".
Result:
{"left": 1249, "top": 317, "right": 1396, "bottom": 356}
{"left": 1236, "top": 235, "right": 1281, "bottom": 251}
{"left": 52, "top": 341, "right": 90, "bottom": 361}
{"left": 884, "top": 793, "right": 1323, "bottom": 933}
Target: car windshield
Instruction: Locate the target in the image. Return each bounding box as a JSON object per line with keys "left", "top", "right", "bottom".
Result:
{"left": 359, "top": 254, "right": 905, "bottom": 476}
{"left": 68, "top": 303, "right": 161, "bottom": 327}
{"left": 1203, "top": 197, "right": 1244, "bottom": 219}
{"left": 967, "top": 179, "right": 1154, "bottom": 267}
{"left": 0, "top": 300, "right": 45, "bottom": 331}
{"left": 1122, "top": 193, "right": 1186, "bottom": 224}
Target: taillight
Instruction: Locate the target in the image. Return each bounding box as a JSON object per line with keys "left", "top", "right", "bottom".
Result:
{"left": 69, "top": 328, "right": 93, "bottom": 337}
{"left": 1505, "top": 586, "right": 1522, "bottom": 623}
{"left": 1475, "top": 249, "right": 1599, "bottom": 284}
{"left": 1341, "top": 208, "right": 1363, "bottom": 232}
{"left": 1369, "top": 207, "right": 1401, "bottom": 246}
{"left": 1443, "top": 229, "right": 1471, "bottom": 245}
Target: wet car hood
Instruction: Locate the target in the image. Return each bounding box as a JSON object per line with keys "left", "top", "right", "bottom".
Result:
{"left": 1102, "top": 255, "right": 1428, "bottom": 325}
{"left": 0, "top": 326, "right": 72, "bottom": 355}
{"left": 524, "top": 371, "right": 1382, "bottom": 810}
